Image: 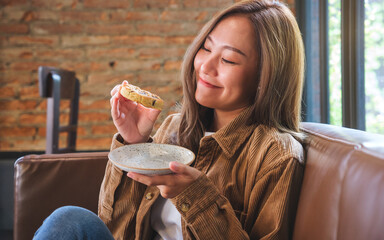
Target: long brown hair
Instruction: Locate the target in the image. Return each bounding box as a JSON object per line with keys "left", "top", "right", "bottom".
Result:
{"left": 178, "top": 0, "right": 305, "bottom": 153}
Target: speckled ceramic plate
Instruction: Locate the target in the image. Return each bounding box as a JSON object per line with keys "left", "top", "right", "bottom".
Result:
{"left": 108, "top": 143, "right": 195, "bottom": 175}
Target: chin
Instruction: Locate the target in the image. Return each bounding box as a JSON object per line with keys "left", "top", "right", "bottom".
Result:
{"left": 195, "top": 96, "right": 217, "bottom": 109}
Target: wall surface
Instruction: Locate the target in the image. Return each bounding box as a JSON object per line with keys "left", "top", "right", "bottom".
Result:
{"left": 0, "top": 0, "right": 294, "bottom": 151}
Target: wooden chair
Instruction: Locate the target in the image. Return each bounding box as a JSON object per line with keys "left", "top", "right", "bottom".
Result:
{"left": 38, "top": 66, "right": 80, "bottom": 154}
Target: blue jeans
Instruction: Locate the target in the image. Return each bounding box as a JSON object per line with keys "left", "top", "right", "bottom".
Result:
{"left": 33, "top": 206, "right": 114, "bottom": 240}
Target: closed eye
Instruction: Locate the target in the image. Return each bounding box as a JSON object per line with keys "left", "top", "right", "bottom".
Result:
{"left": 201, "top": 46, "right": 211, "bottom": 52}
{"left": 222, "top": 58, "right": 237, "bottom": 64}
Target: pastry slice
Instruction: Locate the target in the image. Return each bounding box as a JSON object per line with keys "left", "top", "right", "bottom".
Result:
{"left": 120, "top": 83, "right": 164, "bottom": 110}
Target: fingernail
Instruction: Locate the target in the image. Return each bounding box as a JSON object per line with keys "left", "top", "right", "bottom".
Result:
{"left": 170, "top": 161, "right": 180, "bottom": 170}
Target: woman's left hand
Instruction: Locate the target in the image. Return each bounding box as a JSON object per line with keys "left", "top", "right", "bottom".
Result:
{"left": 127, "top": 162, "right": 201, "bottom": 199}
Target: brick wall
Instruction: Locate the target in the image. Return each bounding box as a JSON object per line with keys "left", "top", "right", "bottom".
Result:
{"left": 0, "top": 0, "right": 294, "bottom": 152}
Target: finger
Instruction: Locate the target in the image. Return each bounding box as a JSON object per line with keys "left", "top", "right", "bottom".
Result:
{"left": 110, "top": 84, "right": 121, "bottom": 96}
{"left": 127, "top": 172, "right": 172, "bottom": 186}
{"left": 136, "top": 104, "right": 161, "bottom": 122}
{"left": 148, "top": 107, "right": 161, "bottom": 121}
{"left": 169, "top": 162, "right": 200, "bottom": 179}
{"left": 122, "top": 80, "right": 129, "bottom": 86}
{"left": 111, "top": 94, "right": 120, "bottom": 119}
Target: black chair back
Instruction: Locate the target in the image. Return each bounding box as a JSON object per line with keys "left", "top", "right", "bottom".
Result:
{"left": 38, "top": 66, "right": 79, "bottom": 153}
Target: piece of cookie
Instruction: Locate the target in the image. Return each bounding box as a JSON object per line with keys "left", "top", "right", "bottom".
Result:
{"left": 120, "top": 83, "right": 164, "bottom": 110}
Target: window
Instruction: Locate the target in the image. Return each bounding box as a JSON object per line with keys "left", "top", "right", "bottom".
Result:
{"left": 365, "top": 0, "right": 384, "bottom": 133}
{"left": 296, "top": 0, "right": 384, "bottom": 134}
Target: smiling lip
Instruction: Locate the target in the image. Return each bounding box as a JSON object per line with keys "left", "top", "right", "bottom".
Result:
{"left": 199, "top": 78, "right": 220, "bottom": 88}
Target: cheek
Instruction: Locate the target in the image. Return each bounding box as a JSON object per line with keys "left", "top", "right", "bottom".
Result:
{"left": 227, "top": 70, "right": 256, "bottom": 96}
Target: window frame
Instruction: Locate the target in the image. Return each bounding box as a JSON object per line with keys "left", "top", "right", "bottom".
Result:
{"left": 296, "top": 0, "right": 366, "bottom": 130}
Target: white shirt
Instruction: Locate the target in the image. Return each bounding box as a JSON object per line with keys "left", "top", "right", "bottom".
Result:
{"left": 151, "top": 196, "right": 182, "bottom": 240}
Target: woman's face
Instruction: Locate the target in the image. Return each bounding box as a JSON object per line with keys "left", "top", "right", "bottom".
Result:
{"left": 194, "top": 15, "right": 258, "bottom": 112}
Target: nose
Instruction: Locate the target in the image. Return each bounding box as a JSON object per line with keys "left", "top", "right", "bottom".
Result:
{"left": 200, "top": 54, "right": 218, "bottom": 77}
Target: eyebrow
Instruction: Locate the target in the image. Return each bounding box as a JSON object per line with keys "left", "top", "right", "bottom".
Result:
{"left": 206, "top": 35, "right": 247, "bottom": 57}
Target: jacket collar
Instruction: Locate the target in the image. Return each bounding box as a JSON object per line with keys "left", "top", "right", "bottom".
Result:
{"left": 210, "top": 107, "right": 256, "bottom": 158}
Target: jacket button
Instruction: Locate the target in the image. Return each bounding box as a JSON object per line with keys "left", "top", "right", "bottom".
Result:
{"left": 145, "top": 193, "right": 153, "bottom": 200}
{"left": 181, "top": 203, "right": 190, "bottom": 213}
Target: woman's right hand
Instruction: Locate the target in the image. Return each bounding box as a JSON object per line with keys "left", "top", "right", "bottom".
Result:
{"left": 110, "top": 81, "right": 161, "bottom": 144}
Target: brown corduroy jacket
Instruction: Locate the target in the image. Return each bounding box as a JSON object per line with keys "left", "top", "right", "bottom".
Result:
{"left": 98, "top": 107, "right": 305, "bottom": 240}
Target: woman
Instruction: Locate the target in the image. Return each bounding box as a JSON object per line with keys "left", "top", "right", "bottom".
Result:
{"left": 34, "top": 0, "right": 305, "bottom": 239}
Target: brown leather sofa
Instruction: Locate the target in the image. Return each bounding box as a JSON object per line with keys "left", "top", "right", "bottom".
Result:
{"left": 14, "top": 122, "right": 384, "bottom": 240}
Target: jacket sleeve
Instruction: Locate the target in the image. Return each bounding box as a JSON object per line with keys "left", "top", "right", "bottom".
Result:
{"left": 170, "top": 155, "right": 304, "bottom": 240}
{"left": 98, "top": 133, "right": 148, "bottom": 240}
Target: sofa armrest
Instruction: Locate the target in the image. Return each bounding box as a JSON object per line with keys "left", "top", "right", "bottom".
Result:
{"left": 14, "top": 152, "right": 109, "bottom": 240}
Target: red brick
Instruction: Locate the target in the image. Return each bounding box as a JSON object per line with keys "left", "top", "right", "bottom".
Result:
{"left": 37, "top": 127, "right": 45, "bottom": 137}
{"left": 16, "top": 10, "right": 59, "bottom": 21}
{"left": 79, "top": 99, "right": 110, "bottom": 110}
{"left": 0, "top": 36, "right": 8, "bottom": 46}
{"left": 91, "top": 124, "right": 117, "bottom": 135}
{"left": 0, "top": 141, "right": 12, "bottom": 150}
{"left": 165, "top": 35, "right": 195, "bottom": 45}
{"left": 37, "top": 125, "right": 86, "bottom": 138}
{"left": 8, "top": 36, "right": 60, "bottom": 46}
{"left": 86, "top": 48, "right": 136, "bottom": 60}
{"left": 0, "top": 127, "right": 36, "bottom": 137}
{"left": 0, "top": 48, "right": 34, "bottom": 60}
{"left": 77, "top": 126, "right": 87, "bottom": 137}
{"left": 0, "top": 0, "right": 28, "bottom": 7}
{"left": 31, "top": 0, "right": 78, "bottom": 9}
{"left": 112, "top": 35, "right": 165, "bottom": 46}
{"left": 136, "top": 22, "right": 200, "bottom": 35}
{"left": 34, "top": 49, "right": 85, "bottom": 60}
{"left": 60, "top": 61, "right": 109, "bottom": 73}
{"left": 19, "top": 113, "right": 46, "bottom": 125}
{"left": 110, "top": 11, "right": 159, "bottom": 21}
{"left": 199, "top": 0, "right": 232, "bottom": 8}
{"left": 156, "top": 84, "right": 182, "bottom": 95}
{"left": 87, "top": 73, "right": 135, "bottom": 85}
{"left": 183, "top": 1, "right": 199, "bottom": 8}
{"left": 114, "top": 59, "right": 162, "bottom": 72}
{"left": 137, "top": 72, "right": 179, "bottom": 84}
{"left": 19, "top": 85, "right": 40, "bottom": 99}
{"left": 10, "top": 62, "right": 58, "bottom": 71}
{"left": 0, "top": 100, "right": 38, "bottom": 111}
{"left": 76, "top": 137, "right": 111, "bottom": 150}
{"left": 20, "top": 10, "right": 35, "bottom": 21}
{"left": 60, "top": 11, "right": 108, "bottom": 22}
{"left": 0, "top": 115, "right": 17, "bottom": 126}
{"left": 0, "top": 71, "right": 33, "bottom": 84}
{"left": 0, "top": 24, "right": 29, "bottom": 34}
{"left": 61, "top": 36, "right": 110, "bottom": 47}
{"left": 160, "top": 11, "right": 209, "bottom": 22}
{"left": 137, "top": 47, "right": 185, "bottom": 59}
{"left": 133, "top": 0, "right": 178, "bottom": 9}
{"left": 84, "top": 24, "right": 135, "bottom": 35}
{"left": 60, "top": 113, "right": 71, "bottom": 125}
{"left": 32, "top": 23, "right": 82, "bottom": 35}
{"left": 80, "top": 84, "right": 113, "bottom": 97}
{"left": 78, "top": 112, "right": 110, "bottom": 122}
{"left": 11, "top": 139, "right": 46, "bottom": 151}
{"left": 0, "top": 86, "right": 16, "bottom": 98}
{"left": 164, "top": 60, "right": 182, "bottom": 71}
{"left": 83, "top": 0, "right": 130, "bottom": 9}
